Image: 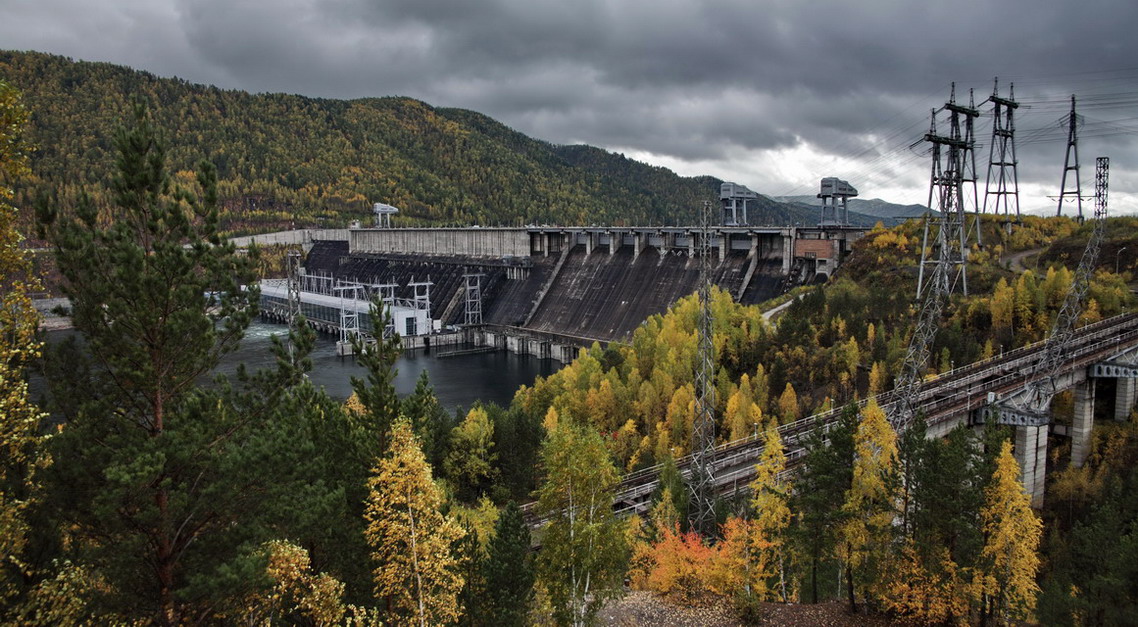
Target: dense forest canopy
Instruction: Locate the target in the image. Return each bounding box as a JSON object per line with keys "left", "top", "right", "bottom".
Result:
{"left": 0, "top": 50, "right": 905, "bottom": 238}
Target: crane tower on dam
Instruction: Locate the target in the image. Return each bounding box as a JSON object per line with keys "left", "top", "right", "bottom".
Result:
{"left": 818, "top": 177, "right": 857, "bottom": 227}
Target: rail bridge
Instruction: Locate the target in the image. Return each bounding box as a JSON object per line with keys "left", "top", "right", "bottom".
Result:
{"left": 523, "top": 312, "right": 1138, "bottom": 523}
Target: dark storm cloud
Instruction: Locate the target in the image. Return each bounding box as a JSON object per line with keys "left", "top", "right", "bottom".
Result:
{"left": 3, "top": 0, "right": 1138, "bottom": 209}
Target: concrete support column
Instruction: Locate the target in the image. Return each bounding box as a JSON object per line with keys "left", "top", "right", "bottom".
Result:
{"left": 1014, "top": 425, "right": 1048, "bottom": 508}
{"left": 718, "top": 234, "right": 726, "bottom": 262}
{"left": 781, "top": 235, "right": 794, "bottom": 274}
{"left": 1071, "top": 378, "right": 1096, "bottom": 468}
{"left": 584, "top": 232, "right": 593, "bottom": 256}
{"left": 1116, "top": 377, "right": 1137, "bottom": 421}
{"left": 608, "top": 231, "right": 616, "bottom": 255}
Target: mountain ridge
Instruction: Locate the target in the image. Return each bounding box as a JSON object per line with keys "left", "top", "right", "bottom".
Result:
{"left": 2, "top": 50, "right": 906, "bottom": 234}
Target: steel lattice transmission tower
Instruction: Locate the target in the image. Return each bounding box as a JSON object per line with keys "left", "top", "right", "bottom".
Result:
{"left": 688, "top": 200, "right": 718, "bottom": 537}
{"left": 917, "top": 84, "right": 978, "bottom": 299}
{"left": 983, "top": 78, "right": 1021, "bottom": 226}
{"left": 1057, "top": 95, "right": 1084, "bottom": 220}
{"left": 985, "top": 156, "right": 1108, "bottom": 426}
{"left": 286, "top": 248, "right": 303, "bottom": 362}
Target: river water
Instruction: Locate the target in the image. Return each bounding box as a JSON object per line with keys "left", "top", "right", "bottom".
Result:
{"left": 37, "top": 321, "right": 562, "bottom": 415}
{"left": 214, "top": 321, "right": 561, "bottom": 412}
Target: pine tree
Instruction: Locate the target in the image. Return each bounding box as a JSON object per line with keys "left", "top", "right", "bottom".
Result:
{"left": 977, "top": 441, "right": 1041, "bottom": 625}
{"left": 0, "top": 79, "right": 47, "bottom": 617}
{"left": 365, "top": 418, "right": 465, "bottom": 626}
{"left": 837, "top": 398, "right": 898, "bottom": 612}
{"left": 791, "top": 404, "right": 856, "bottom": 603}
{"left": 37, "top": 101, "right": 257, "bottom": 624}
{"left": 536, "top": 420, "right": 627, "bottom": 627}
{"left": 483, "top": 501, "right": 534, "bottom": 627}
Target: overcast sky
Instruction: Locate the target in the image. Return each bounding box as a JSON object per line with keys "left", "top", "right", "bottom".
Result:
{"left": 5, "top": 0, "right": 1138, "bottom": 214}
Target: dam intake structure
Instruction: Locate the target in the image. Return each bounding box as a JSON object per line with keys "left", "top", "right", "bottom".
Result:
{"left": 261, "top": 224, "right": 867, "bottom": 359}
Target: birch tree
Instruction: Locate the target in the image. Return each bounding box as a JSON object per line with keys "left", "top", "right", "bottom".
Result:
{"left": 536, "top": 420, "right": 627, "bottom": 627}
{"left": 365, "top": 418, "right": 464, "bottom": 627}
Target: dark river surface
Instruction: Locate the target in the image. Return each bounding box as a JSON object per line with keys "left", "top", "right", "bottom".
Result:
{"left": 39, "top": 321, "right": 563, "bottom": 414}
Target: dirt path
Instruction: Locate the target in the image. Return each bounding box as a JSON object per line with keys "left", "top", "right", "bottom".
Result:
{"left": 600, "top": 591, "right": 918, "bottom": 626}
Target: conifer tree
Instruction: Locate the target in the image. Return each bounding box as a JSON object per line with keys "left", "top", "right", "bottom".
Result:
{"left": 536, "top": 420, "right": 627, "bottom": 627}
{"left": 483, "top": 501, "right": 534, "bottom": 627}
{"left": 791, "top": 405, "right": 856, "bottom": 603}
{"left": 977, "top": 441, "right": 1042, "bottom": 625}
{"left": 37, "top": 101, "right": 257, "bottom": 624}
{"left": 365, "top": 418, "right": 464, "bottom": 626}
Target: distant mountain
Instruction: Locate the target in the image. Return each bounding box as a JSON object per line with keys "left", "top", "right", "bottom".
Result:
{"left": 1, "top": 50, "right": 904, "bottom": 235}
{"left": 776, "top": 195, "right": 927, "bottom": 222}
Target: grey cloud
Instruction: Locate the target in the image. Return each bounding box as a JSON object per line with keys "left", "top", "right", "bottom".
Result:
{"left": 4, "top": 0, "right": 1138, "bottom": 210}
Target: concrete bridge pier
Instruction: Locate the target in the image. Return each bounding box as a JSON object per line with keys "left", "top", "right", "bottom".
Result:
{"left": 1117, "top": 377, "right": 1137, "bottom": 421}
{"left": 1015, "top": 424, "right": 1048, "bottom": 508}
{"left": 1071, "top": 378, "right": 1096, "bottom": 468}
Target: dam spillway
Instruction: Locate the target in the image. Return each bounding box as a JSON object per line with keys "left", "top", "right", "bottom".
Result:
{"left": 297, "top": 224, "right": 866, "bottom": 351}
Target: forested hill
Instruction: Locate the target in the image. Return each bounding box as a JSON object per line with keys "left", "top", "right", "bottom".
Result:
{"left": 0, "top": 50, "right": 842, "bottom": 236}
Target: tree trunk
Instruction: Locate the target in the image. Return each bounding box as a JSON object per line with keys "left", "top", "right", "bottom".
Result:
{"left": 844, "top": 557, "right": 856, "bottom": 613}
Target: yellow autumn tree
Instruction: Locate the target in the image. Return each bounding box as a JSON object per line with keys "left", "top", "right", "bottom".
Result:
{"left": 239, "top": 540, "right": 351, "bottom": 626}
{"left": 0, "top": 79, "right": 47, "bottom": 612}
{"left": 365, "top": 418, "right": 464, "bottom": 627}
{"left": 836, "top": 398, "right": 898, "bottom": 611}
{"left": 749, "top": 427, "right": 792, "bottom": 602}
{"left": 977, "top": 441, "right": 1042, "bottom": 625}
{"left": 777, "top": 382, "right": 800, "bottom": 423}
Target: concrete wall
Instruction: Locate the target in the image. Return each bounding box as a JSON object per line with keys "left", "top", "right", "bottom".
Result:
{"left": 350, "top": 228, "right": 532, "bottom": 257}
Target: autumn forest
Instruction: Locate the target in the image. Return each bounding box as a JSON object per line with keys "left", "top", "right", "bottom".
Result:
{"left": 2, "top": 53, "right": 1138, "bottom": 626}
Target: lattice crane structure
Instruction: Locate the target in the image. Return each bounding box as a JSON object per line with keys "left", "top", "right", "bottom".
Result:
{"left": 688, "top": 200, "right": 718, "bottom": 537}
{"left": 987, "top": 157, "right": 1109, "bottom": 426}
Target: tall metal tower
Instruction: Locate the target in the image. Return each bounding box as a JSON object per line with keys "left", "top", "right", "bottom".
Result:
{"left": 1056, "top": 96, "right": 1083, "bottom": 220}
{"left": 983, "top": 78, "right": 1021, "bottom": 225}
{"left": 286, "top": 248, "right": 303, "bottom": 362}
{"left": 916, "top": 84, "right": 976, "bottom": 299}
{"left": 688, "top": 200, "right": 718, "bottom": 537}
{"left": 463, "top": 269, "right": 484, "bottom": 326}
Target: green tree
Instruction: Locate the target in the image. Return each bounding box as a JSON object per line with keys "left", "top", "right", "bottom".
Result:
{"left": 401, "top": 370, "right": 452, "bottom": 470}
{"left": 350, "top": 306, "right": 403, "bottom": 456}
{"left": 365, "top": 418, "right": 465, "bottom": 626}
{"left": 791, "top": 405, "right": 856, "bottom": 603}
{"left": 0, "top": 78, "right": 47, "bottom": 618}
{"left": 37, "top": 101, "right": 257, "bottom": 624}
{"left": 536, "top": 420, "right": 627, "bottom": 627}
{"left": 444, "top": 406, "right": 499, "bottom": 503}
{"left": 483, "top": 501, "right": 534, "bottom": 627}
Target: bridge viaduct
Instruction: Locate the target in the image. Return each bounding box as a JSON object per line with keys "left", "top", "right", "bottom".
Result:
{"left": 521, "top": 312, "right": 1138, "bottom": 524}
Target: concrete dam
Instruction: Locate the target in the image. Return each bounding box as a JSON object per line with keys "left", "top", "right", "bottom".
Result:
{"left": 294, "top": 225, "right": 867, "bottom": 357}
